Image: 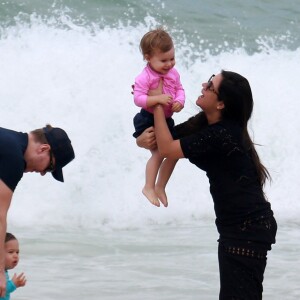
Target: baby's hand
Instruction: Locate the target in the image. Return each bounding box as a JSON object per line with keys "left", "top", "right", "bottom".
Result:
{"left": 157, "top": 94, "right": 172, "bottom": 106}
{"left": 12, "top": 273, "right": 26, "bottom": 288}
{"left": 172, "top": 102, "right": 183, "bottom": 113}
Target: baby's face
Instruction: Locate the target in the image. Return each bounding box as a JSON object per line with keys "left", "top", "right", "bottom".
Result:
{"left": 147, "top": 47, "right": 175, "bottom": 75}
{"left": 5, "top": 239, "right": 19, "bottom": 270}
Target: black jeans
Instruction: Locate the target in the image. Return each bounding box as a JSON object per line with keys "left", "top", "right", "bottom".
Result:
{"left": 218, "top": 242, "right": 268, "bottom": 300}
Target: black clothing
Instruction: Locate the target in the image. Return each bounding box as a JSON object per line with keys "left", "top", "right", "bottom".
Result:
{"left": 133, "top": 109, "right": 175, "bottom": 138}
{"left": 218, "top": 242, "right": 267, "bottom": 300}
{"left": 179, "top": 119, "right": 276, "bottom": 246}
{"left": 177, "top": 119, "right": 277, "bottom": 299}
{"left": 0, "top": 127, "right": 28, "bottom": 191}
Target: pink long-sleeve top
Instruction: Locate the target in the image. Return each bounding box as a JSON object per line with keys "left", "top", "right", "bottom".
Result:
{"left": 134, "top": 64, "right": 185, "bottom": 118}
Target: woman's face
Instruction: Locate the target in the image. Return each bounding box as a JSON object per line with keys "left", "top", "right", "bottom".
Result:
{"left": 196, "top": 73, "right": 223, "bottom": 114}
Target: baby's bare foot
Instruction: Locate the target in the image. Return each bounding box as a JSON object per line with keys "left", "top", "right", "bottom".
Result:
{"left": 142, "top": 187, "right": 160, "bottom": 207}
{"left": 155, "top": 186, "right": 168, "bottom": 207}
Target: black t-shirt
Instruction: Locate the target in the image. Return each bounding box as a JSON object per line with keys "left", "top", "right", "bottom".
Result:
{"left": 178, "top": 120, "right": 275, "bottom": 245}
{"left": 0, "top": 127, "right": 28, "bottom": 191}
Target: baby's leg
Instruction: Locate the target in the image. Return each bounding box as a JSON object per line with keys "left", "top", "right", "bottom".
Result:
{"left": 143, "top": 149, "right": 164, "bottom": 207}
{"left": 155, "top": 158, "right": 178, "bottom": 207}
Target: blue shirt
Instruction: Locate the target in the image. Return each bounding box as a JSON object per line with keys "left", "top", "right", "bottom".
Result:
{"left": 0, "top": 271, "right": 16, "bottom": 300}
{"left": 0, "top": 127, "right": 28, "bottom": 191}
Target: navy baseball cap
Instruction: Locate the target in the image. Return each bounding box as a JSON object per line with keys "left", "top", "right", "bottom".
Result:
{"left": 43, "top": 126, "right": 75, "bottom": 182}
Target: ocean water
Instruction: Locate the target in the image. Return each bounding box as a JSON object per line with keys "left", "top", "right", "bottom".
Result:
{"left": 0, "top": 0, "right": 299, "bottom": 299}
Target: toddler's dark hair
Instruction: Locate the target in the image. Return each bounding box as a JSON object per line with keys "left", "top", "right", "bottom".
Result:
{"left": 5, "top": 233, "right": 17, "bottom": 243}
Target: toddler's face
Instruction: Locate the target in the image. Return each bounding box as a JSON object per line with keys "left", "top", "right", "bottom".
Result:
{"left": 5, "top": 239, "right": 19, "bottom": 270}
{"left": 146, "top": 47, "right": 175, "bottom": 75}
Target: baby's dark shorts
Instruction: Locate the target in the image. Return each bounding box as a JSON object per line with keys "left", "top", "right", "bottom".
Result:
{"left": 133, "top": 109, "right": 175, "bottom": 138}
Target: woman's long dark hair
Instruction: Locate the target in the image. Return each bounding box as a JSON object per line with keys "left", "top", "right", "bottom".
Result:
{"left": 176, "top": 70, "right": 270, "bottom": 186}
{"left": 219, "top": 70, "right": 270, "bottom": 186}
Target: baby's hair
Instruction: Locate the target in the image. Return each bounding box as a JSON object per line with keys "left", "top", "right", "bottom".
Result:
{"left": 140, "top": 27, "right": 174, "bottom": 58}
{"left": 5, "top": 233, "right": 17, "bottom": 243}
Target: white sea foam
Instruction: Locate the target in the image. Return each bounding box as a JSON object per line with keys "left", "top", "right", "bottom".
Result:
{"left": 0, "top": 16, "right": 299, "bottom": 230}
{"left": 0, "top": 9, "right": 299, "bottom": 300}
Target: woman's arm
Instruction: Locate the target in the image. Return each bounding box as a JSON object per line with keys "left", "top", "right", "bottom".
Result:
{"left": 134, "top": 73, "right": 172, "bottom": 108}
{"left": 153, "top": 105, "right": 184, "bottom": 160}
{"left": 135, "top": 79, "right": 163, "bottom": 150}
{"left": 135, "top": 78, "right": 185, "bottom": 156}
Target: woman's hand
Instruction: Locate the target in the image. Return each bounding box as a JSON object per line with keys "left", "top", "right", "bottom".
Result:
{"left": 148, "top": 78, "right": 163, "bottom": 96}
{"left": 136, "top": 79, "right": 164, "bottom": 150}
{"left": 147, "top": 79, "right": 172, "bottom": 106}
{"left": 136, "top": 127, "right": 157, "bottom": 150}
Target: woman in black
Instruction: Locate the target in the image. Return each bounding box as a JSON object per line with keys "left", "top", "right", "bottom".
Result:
{"left": 137, "top": 70, "right": 277, "bottom": 299}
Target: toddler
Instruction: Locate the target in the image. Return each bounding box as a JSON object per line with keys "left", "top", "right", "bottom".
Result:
{"left": 0, "top": 233, "right": 26, "bottom": 300}
{"left": 133, "top": 28, "right": 185, "bottom": 207}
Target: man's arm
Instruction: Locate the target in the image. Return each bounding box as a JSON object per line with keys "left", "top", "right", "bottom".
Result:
{"left": 0, "top": 180, "right": 13, "bottom": 297}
